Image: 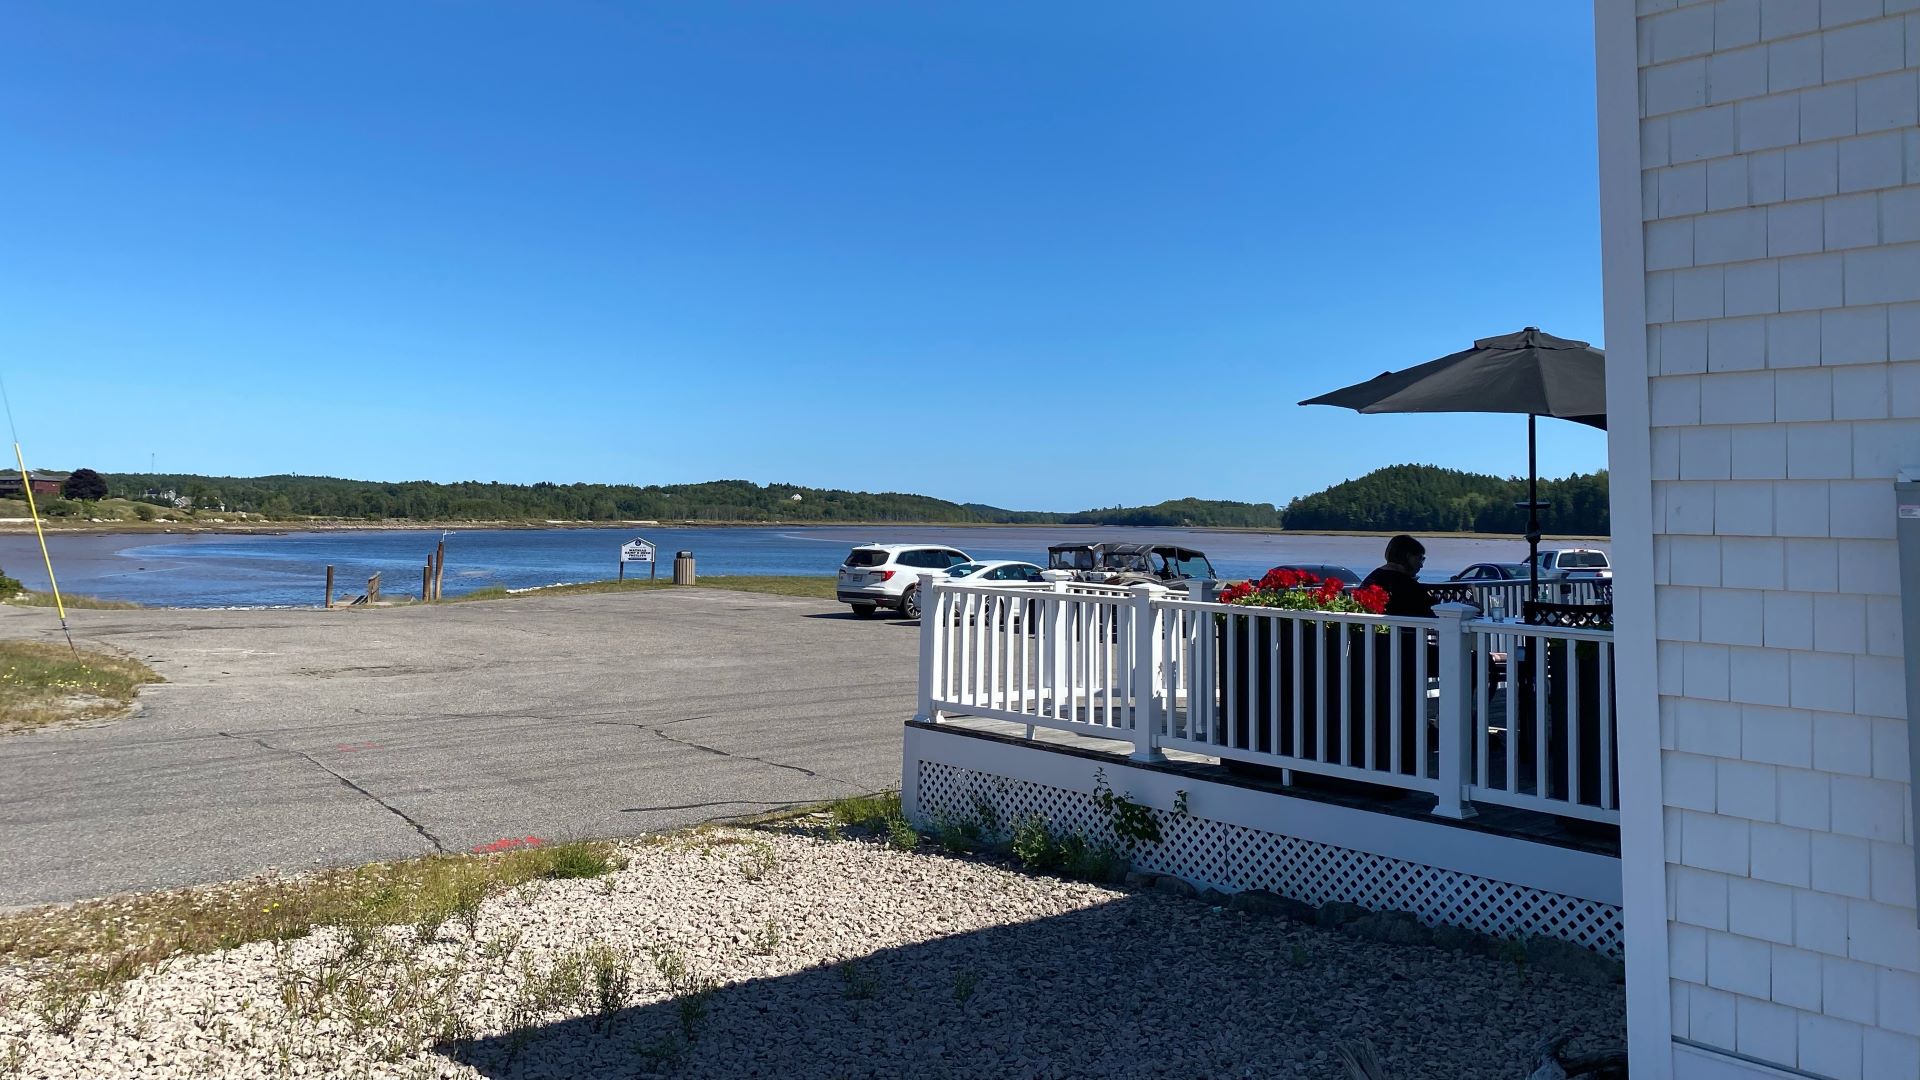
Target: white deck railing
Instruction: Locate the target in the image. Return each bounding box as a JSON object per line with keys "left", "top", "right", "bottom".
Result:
{"left": 916, "top": 577, "right": 1620, "bottom": 825}
{"left": 1426, "top": 577, "right": 1612, "bottom": 616}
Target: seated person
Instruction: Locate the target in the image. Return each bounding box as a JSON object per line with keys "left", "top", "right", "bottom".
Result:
{"left": 1361, "top": 534, "right": 1437, "bottom": 618}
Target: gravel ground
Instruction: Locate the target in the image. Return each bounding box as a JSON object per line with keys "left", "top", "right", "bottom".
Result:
{"left": 0, "top": 828, "right": 1623, "bottom": 1080}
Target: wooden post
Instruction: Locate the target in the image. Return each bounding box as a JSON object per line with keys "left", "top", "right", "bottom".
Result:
{"left": 651, "top": 559, "right": 657, "bottom": 581}
{"left": 619, "top": 561, "right": 625, "bottom": 582}
{"left": 367, "top": 572, "right": 380, "bottom": 604}
{"left": 423, "top": 563, "right": 432, "bottom": 602}
{"left": 325, "top": 565, "right": 335, "bottom": 609}
{"left": 434, "top": 541, "right": 446, "bottom": 601}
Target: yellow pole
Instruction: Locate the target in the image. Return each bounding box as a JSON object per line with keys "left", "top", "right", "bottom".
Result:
{"left": 12, "top": 444, "right": 66, "bottom": 623}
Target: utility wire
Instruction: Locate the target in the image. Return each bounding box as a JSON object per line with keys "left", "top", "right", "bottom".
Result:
{"left": 0, "top": 374, "right": 77, "bottom": 655}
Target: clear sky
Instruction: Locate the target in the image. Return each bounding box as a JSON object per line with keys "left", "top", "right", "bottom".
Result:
{"left": 1, "top": 2, "right": 1609, "bottom": 512}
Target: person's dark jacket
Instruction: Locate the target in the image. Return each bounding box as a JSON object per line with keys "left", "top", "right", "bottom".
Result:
{"left": 1361, "top": 566, "right": 1435, "bottom": 619}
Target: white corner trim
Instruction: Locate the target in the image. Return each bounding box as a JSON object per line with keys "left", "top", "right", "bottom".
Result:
{"left": 1592, "top": 2, "right": 1672, "bottom": 1078}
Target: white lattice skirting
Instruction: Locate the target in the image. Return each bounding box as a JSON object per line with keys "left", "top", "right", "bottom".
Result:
{"left": 906, "top": 726, "right": 1624, "bottom": 958}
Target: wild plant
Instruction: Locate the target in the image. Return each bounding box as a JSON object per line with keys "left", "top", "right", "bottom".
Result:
{"left": 837, "top": 960, "right": 879, "bottom": 1000}
{"left": 748, "top": 918, "right": 784, "bottom": 956}
{"left": 738, "top": 842, "right": 778, "bottom": 882}
{"left": 1009, "top": 817, "right": 1057, "bottom": 870}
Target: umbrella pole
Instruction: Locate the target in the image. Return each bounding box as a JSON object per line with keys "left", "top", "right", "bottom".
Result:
{"left": 1527, "top": 412, "right": 1540, "bottom": 607}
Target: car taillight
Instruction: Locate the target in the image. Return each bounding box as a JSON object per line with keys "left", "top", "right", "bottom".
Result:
{"left": 875, "top": 570, "right": 895, "bottom": 581}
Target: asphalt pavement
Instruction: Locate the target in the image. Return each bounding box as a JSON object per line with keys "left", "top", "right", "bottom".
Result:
{"left": 0, "top": 589, "right": 919, "bottom": 908}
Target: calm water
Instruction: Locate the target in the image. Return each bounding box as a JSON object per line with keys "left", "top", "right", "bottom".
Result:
{"left": 0, "top": 526, "right": 1604, "bottom": 609}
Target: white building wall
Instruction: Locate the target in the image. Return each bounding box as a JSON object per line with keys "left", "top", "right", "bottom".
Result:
{"left": 1603, "top": 1, "right": 1920, "bottom": 1076}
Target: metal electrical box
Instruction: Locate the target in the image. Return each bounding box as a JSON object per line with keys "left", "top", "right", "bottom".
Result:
{"left": 1893, "top": 471, "right": 1920, "bottom": 925}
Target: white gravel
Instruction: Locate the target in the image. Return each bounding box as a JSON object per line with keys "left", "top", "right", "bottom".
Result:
{"left": 0, "top": 827, "right": 1623, "bottom": 1079}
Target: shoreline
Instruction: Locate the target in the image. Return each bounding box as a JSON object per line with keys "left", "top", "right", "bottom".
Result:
{"left": 0, "top": 518, "right": 1610, "bottom": 542}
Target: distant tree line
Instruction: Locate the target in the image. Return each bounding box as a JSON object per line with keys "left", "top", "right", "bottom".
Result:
{"left": 93, "top": 467, "right": 1606, "bottom": 533}
{"left": 97, "top": 474, "right": 1285, "bottom": 527}
{"left": 1279, "top": 464, "right": 1609, "bottom": 535}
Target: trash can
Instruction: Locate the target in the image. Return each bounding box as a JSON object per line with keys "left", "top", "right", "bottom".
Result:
{"left": 673, "top": 550, "right": 696, "bottom": 586}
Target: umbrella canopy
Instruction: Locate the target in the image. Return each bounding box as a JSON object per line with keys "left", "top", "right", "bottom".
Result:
{"left": 1298, "top": 327, "right": 1606, "bottom": 430}
{"left": 1299, "top": 327, "right": 1609, "bottom": 609}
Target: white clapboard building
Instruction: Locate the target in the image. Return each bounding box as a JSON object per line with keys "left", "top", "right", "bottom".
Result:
{"left": 1597, "top": 1, "right": 1919, "bottom": 1076}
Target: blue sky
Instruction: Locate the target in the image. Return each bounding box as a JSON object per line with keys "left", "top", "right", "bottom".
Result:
{"left": 0, "top": 2, "right": 1608, "bottom": 512}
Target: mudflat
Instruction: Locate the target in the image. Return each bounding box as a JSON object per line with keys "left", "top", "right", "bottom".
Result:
{"left": 0, "top": 589, "right": 917, "bottom": 908}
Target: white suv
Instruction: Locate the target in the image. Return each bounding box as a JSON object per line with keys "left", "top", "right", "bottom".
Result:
{"left": 1534, "top": 548, "right": 1613, "bottom": 580}
{"left": 837, "top": 544, "right": 972, "bottom": 619}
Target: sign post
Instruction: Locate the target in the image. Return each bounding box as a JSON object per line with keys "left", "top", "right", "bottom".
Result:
{"left": 619, "top": 537, "right": 657, "bottom": 581}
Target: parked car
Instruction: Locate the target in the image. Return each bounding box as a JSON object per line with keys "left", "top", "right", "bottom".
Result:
{"left": 1450, "top": 562, "right": 1532, "bottom": 582}
{"left": 836, "top": 544, "right": 971, "bottom": 619}
{"left": 944, "top": 561, "right": 1048, "bottom": 629}
{"left": 1044, "top": 542, "right": 1217, "bottom": 589}
{"left": 945, "top": 560, "right": 1047, "bottom": 585}
{"left": 1264, "top": 563, "right": 1362, "bottom": 587}
{"left": 1533, "top": 548, "right": 1612, "bottom": 581}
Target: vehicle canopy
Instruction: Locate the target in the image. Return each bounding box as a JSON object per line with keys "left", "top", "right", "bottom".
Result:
{"left": 1047, "top": 542, "right": 1216, "bottom": 581}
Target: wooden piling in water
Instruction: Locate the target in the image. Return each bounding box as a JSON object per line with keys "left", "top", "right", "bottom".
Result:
{"left": 367, "top": 572, "right": 380, "bottom": 604}
{"left": 423, "top": 563, "right": 432, "bottom": 602}
{"left": 325, "top": 565, "right": 335, "bottom": 609}
{"left": 434, "top": 541, "right": 446, "bottom": 601}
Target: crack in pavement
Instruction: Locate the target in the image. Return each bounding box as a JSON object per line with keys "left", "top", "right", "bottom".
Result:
{"left": 618, "top": 799, "right": 795, "bottom": 814}
{"left": 644, "top": 725, "right": 861, "bottom": 789}
{"left": 587, "top": 714, "right": 855, "bottom": 787}
{"left": 217, "top": 732, "right": 448, "bottom": 854}
{"left": 588, "top": 713, "right": 711, "bottom": 732}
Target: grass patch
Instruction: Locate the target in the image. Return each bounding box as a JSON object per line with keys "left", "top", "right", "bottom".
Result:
{"left": 825, "top": 792, "right": 920, "bottom": 851}
{"left": 826, "top": 792, "right": 905, "bottom": 832}
{"left": 0, "top": 839, "right": 627, "bottom": 987}
{"left": 0, "top": 640, "right": 161, "bottom": 733}
{"left": 7, "top": 591, "right": 143, "bottom": 610}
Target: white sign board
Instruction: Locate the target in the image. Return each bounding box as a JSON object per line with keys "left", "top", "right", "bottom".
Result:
{"left": 620, "top": 539, "right": 656, "bottom": 563}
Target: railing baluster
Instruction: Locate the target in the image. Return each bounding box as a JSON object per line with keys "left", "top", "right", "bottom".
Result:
{"left": 1339, "top": 621, "right": 1352, "bottom": 767}
{"left": 1497, "top": 630, "right": 1512, "bottom": 791}
{"left": 1292, "top": 613, "right": 1305, "bottom": 759}
{"left": 1534, "top": 631, "right": 1548, "bottom": 798}
{"left": 1269, "top": 612, "right": 1282, "bottom": 758}
{"left": 1103, "top": 602, "right": 1115, "bottom": 727}
{"left": 1315, "top": 618, "right": 1329, "bottom": 763}
{"left": 1199, "top": 602, "right": 1215, "bottom": 745}
{"left": 1364, "top": 622, "right": 1376, "bottom": 771}
{"left": 1225, "top": 611, "right": 1239, "bottom": 749}
{"left": 988, "top": 594, "right": 1001, "bottom": 713}
{"left": 1600, "top": 640, "right": 1615, "bottom": 811}
{"left": 1161, "top": 605, "right": 1176, "bottom": 738}
{"left": 1568, "top": 634, "right": 1582, "bottom": 807}
{"left": 1414, "top": 626, "right": 1428, "bottom": 778}
{"left": 1389, "top": 626, "right": 1403, "bottom": 775}
{"left": 1475, "top": 629, "right": 1490, "bottom": 790}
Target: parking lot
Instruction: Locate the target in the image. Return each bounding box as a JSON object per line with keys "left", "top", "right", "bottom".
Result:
{"left": 0, "top": 588, "right": 919, "bottom": 908}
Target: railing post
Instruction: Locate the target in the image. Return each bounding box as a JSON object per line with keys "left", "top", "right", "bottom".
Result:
{"left": 1128, "top": 584, "right": 1164, "bottom": 762}
{"left": 1432, "top": 603, "right": 1477, "bottom": 819}
{"left": 914, "top": 573, "right": 942, "bottom": 724}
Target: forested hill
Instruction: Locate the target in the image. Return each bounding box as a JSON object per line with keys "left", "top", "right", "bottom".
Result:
{"left": 97, "top": 474, "right": 1284, "bottom": 527}
{"left": 1280, "top": 465, "right": 1609, "bottom": 535}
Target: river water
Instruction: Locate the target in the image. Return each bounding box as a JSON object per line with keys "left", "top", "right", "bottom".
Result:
{"left": 0, "top": 526, "right": 1605, "bottom": 609}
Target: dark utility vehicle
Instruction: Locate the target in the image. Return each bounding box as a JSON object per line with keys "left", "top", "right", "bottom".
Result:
{"left": 1044, "top": 542, "right": 1217, "bottom": 588}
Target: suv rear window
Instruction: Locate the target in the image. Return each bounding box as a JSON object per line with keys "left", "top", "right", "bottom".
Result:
{"left": 1559, "top": 551, "right": 1609, "bottom": 568}
{"left": 843, "top": 549, "right": 889, "bottom": 568}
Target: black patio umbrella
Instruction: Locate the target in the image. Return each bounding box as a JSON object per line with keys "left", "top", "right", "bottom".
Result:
{"left": 1299, "top": 327, "right": 1607, "bottom": 604}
